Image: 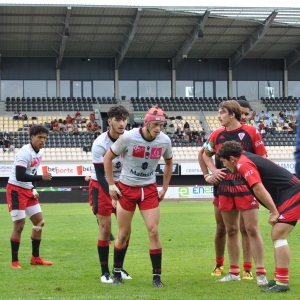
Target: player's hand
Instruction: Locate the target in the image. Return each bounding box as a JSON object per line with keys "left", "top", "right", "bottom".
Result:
{"left": 84, "top": 176, "right": 90, "bottom": 182}
{"left": 42, "top": 172, "right": 52, "bottom": 181}
{"left": 212, "top": 168, "right": 227, "bottom": 181}
{"left": 268, "top": 211, "right": 279, "bottom": 226}
{"left": 112, "top": 199, "right": 117, "bottom": 208}
{"left": 206, "top": 175, "right": 220, "bottom": 186}
{"left": 158, "top": 189, "right": 166, "bottom": 202}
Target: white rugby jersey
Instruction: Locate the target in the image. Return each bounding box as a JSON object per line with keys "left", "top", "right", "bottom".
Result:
{"left": 91, "top": 131, "right": 123, "bottom": 182}
{"left": 110, "top": 128, "right": 173, "bottom": 186}
{"left": 8, "top": 143, "right": 43, "bottom": 189}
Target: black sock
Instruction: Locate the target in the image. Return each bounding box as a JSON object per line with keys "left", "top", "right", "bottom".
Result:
{"left": 98, "top": 240, "right": 110, "bottom": 275}
{"left": 11, "top": 238, "right": 20, "bottom": 262}
{"left": 31, "top": 238, "right": 41, "bottom": 257}
{"left": 114, "top": 245, "right": 127, "bottom": 276}
{"left": 150, "top": 249, "right": 162, "bottom": 279}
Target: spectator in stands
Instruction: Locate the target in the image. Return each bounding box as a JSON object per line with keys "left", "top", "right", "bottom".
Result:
{"left": 66, "top": 114, "right": 72, "bottom": 124}
{"left": 60, "top": 122, "right": 68, "bottom": 132}
{"left": 251, "top": 111, "right": 256, "bottom": 120}
{"left": 12, "top": 111, "right": 19, "bottom": 121}
{"left": 73, "top": 126, "right": 79, "bottom": 135}
{"left": 291, "top": 110, "right": 298, "bottom": 121}
{"left": 279, "top": 111, "right": 286, "bottom": 122}
{"left": 75, "top": 111, "right": 82, "bottom": 124}
{"left": 254, "top": 114, "right": 260, "bottom": 123}
{"left": 23, "top": 114, "right": 28, "bottom": 121}
{"left": 258, "top": 121, "right": 265, "bottom": 131}
{"left": 254, "top": 122, "right": 260, "bottom": 130}
{"left": 86, "top": 122, "right": 93, "bottom": 132}
{"left": 265, "top": 125, "right": 272, "bottom": 136}
{"left": 17, "top": 111, "right": 23, "bottom": 120}
{"left": 184, "top": 121, "right": 190, "bottom": 133}
{"left": 52, "top": 120, "right": 59, "bottom": 133}
{"left": 260, "top": 126, "right": 266, "bottom": 137}
{"left": 0, "top": 137, "right": 6, "bottom": 152}
{"left": 181, "top": 134, "right": 189, "bottom": 145}
{"left": 277, "top": 115, "right": 284, "bottom": 126}
{"left": 265, "top": 110, "right": 271, "bottom": 120}
{"left": 264, "top": 118, "right": 272, "bottom": 126}
{"left": 8, "top": 144, "right": 15, "bottom": 154}
{"left": 93, "top": 121, "right": 100, "bottom": 132}
{"left": 90, "top": 112, "right": 95, "bottom": 122}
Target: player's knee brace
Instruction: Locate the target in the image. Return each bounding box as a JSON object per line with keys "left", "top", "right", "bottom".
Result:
{"left": 33, "top": 219, "right": 45, "bottom": 231}
{"left": 274, "top": 239, "right": 288, "bottom": 248}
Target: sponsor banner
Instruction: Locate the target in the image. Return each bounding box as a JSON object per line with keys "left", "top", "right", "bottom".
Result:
{"left": 181, "top": 161, "right": 296, "bottom": 175}
{"left": 181, "top": 163, "right": 204, "bottom": 175}
{"left": 0, "top": 165, "right": 13, "bottom": 177}
{"left": 39, "top": 164, "right": 94, "bottom": 176}
{"left": 157, "top": 186, "right": 214, "bottom": 198}
{"left": 155, "top": 164, "right": 179, "bottom": 176}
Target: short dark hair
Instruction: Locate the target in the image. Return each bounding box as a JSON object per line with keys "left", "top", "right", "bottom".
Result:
{"left": 216, "top": 141, "right": 243, "bottom": 160}
{"left": 107, "top": 105, "right": 129, "bottom": 120}
{"left": 237, "top": 99, "right": 251, "bottom": 110}
{"left": 29, "top": 125, "right": 49, "bottom": 137}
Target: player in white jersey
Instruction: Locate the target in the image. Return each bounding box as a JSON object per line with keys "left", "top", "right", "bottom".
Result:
{"left": 6, "top": 125, "right": 52, "bottom": 269}
{"left": 89, "top": 105, "right": 131, "bottom": 283}
{"left": 104, "top": 106, "right": 173, "bottom": 287}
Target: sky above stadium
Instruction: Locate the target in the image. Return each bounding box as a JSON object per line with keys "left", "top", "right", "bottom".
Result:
{"left": 0, "top": 0, "right": 299, "bottom": 7}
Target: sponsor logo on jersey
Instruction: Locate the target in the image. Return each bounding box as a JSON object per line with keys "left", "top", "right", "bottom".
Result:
{"left": 238, "top": 133, "right": 245, "bottom": 140}
{"left": 251, "top": 200, "right": 257, "bottom": 205}
{"left": 219, "top": 135, "right": 225, "bottom": 139}
{"left": 132, "top": 145, "right": 146, "bottom": 158}
{"left": 255, "top": 140, "right": 263, "bottom": 147}
{"left": 237, "top": 164, "right": 242, "bottom": 169}
{"left": 244, "top": 169, "right": 254, "bottom": 179}
{"left": 278, "top": 215, "right": 285, "bottom": 219}
{"left": 130, "top": 169, "right": 153, "bottom": 177}
{"left": 30, "top": 156, "right": 42, "bottom": 167}
{"left": 150, "top": 147, "right": 162, "bottom": 159}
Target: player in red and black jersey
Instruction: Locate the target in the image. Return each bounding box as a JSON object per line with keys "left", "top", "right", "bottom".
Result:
{"left": 199, "top": 100, "right": 268, "bottom": 285}
{"left": 217, "top": 140, "right": 300, "bottom": 293}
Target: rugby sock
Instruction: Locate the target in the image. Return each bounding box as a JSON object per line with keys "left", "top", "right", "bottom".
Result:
{"left": 121, "top": 240, "right": 130, "bottom": 269}
{"left": 256, "top": 266, "right": 266, "bottom": 276}
{"left": 98, "top": 240, "right": 110, "bottom": 275}
{"left": 113, "top": 244, "right": 127, "bottom": 276}
{"left": 243, "top": 261, "right": 252, "bottom": 272}
{"left": 11, "top": 238, "right": 20, "bottom": 262}
{"left": 31, "top": 238, "right": 41, "bottom": 257}
{"left": 229, "top": 265, "right": 240, "bottom": 276}
{"left": 216, "top": 257, "right": 224, "bottom": 267}
{"left": 150, "top": 248, "right": 162, "bottom": 278}
{"left": 275, "top": 267, "right": 289, "bottom": 285}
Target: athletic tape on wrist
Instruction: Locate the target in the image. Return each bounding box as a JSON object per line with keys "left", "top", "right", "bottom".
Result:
{"left": 109, "top": 184, "right": 121, "bottom": 195}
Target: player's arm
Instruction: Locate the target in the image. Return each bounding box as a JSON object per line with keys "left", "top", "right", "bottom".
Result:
{"left": 16, "top": 166, "right": 51, "bottom": 181}
{"left": 103, "top": 149, "right": 120, "bottom": 200}
{"left": 202, "top": 152, "right": 226, "bottom": 181}
{"left": 198, "top": 150, "right": 220, "bottom": 185}
{"left": 251, "top": 182, "right": 279, "bottom": 226}
{"left": 159, "top": 157, "right": 173, "bottom": 202}
{"left": 94, "top": 163, "right": 109, "bottom": 196}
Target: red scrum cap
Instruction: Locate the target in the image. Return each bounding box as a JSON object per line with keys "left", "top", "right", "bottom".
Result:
{"left": 144, "top": 106, "right": 166, "bottom": 129}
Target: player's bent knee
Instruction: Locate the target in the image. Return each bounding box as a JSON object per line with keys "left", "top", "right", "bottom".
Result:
{"left": 274, "top": 239, "right": 288, "bottom": 248}
{"left": 33, "top": 219, "right": 45, "bottom": 231}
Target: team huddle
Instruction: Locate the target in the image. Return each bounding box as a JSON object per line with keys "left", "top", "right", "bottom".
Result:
{"left": 5, "top": 101, "right": 300, "bottom": 293}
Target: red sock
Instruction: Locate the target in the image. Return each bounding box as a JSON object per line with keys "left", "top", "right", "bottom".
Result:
{"left": 243, "top": 262, "right": 252, "bottom": 272}
{"left": 275, "top": 268, "right": 289, "bottom": 284}
{"left": 229, "top": 265, "right": 240, "bottom": 276}
{"left": 216, "top": 257, "right": 224, "bottom": 267}
{"left": 256, "top": 267, "right": 266, "bottom": 276}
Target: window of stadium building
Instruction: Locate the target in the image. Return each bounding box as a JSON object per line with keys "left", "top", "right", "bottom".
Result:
{"left": 237, "top": 81, "right": 258, "bottom": 100}
{"left": 60, "top": 80, "right": 70, "bottom": 98}
{"left": 47, "top": 80, "right": 56, "bottom": 98}
{"left": 24, "top": 80, "right": 46, "bottom": 98}
{"left": 139, "top": 81, "right": 156, "bottom": 98}
{"left": 288, "top": 81, "right": 300, "bottom": 97}
{"left": 195, "top": 81, "right": 203, "bottom": 98}
{"left": 258, "top": 81, "right": 282, "bottom": 99}
{"left": 215, "top": 81, "right": 227, "bottom": 98}
{"left": 157, "top": 81, "right": 171, "bottom": 98}
{"left": 119, "top": 81, "right": 137, "bottom": 99}
{"left": 176, "top": 81, "right": 194, "bottom": 98}
{"left": 93, "top": 80, "right": 114, "bottom": 97}
{"left": 1, "top": 80, "right": 23, "bottom": 99}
